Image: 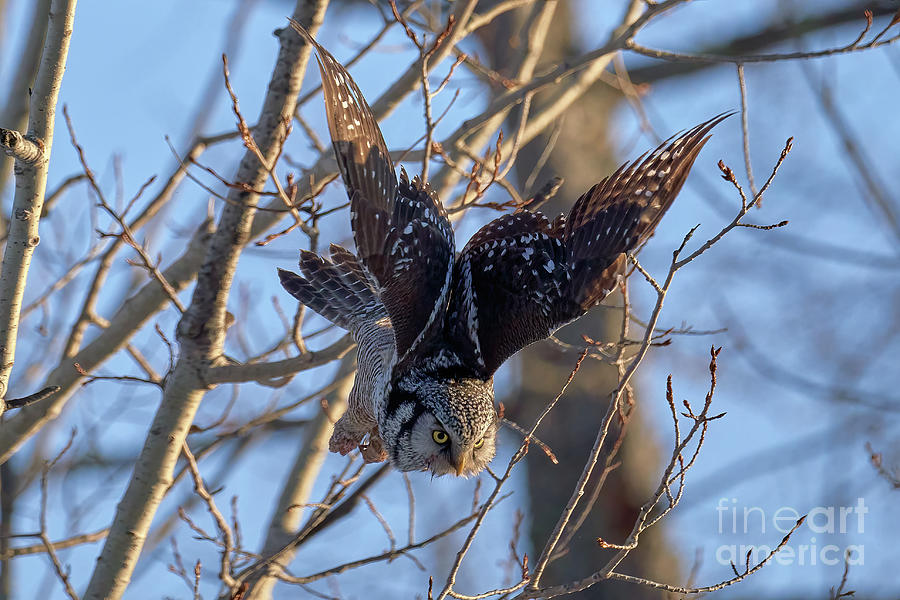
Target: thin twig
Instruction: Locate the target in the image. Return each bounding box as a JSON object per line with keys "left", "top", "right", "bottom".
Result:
{"left": 181, "top": 442, "right": 236, "bottom": 587}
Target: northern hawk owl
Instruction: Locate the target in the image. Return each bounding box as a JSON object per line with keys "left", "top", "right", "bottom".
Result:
{"left": 279, "top": 22, "right": 728, "bottom": 476}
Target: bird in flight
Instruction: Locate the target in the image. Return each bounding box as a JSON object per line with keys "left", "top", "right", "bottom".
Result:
{"left": 279, "top": 21, "right": 728, "bottom": 477}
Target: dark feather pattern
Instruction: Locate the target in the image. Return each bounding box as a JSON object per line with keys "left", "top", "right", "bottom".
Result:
{"left": 444, "top": 113, "right": 731, "bottom": 377}
{"left": 277, "top": 244, "right": 385, "bottom": 334}
{"left": 282, "top": 22, "right": 729, "bottom": 477}
{"left": 444, "top": 211, "right": 570, "bottom": 374}
{"left": 292, "top": 20, "right": 455, "bottom": 361}
{"left": 293, "top": 23, "right": 396, "bottom": 213}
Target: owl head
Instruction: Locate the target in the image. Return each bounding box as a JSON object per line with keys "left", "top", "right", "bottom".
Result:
{"left": 382, "top": 370, "right": 497, "bottom": 477}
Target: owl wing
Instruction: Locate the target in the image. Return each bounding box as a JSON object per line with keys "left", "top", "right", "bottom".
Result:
{"left": 445, "top": 114, "right": 730, "bottom": 377}
{"left": 292, "top": 21, "right": 455, "bottom": 361}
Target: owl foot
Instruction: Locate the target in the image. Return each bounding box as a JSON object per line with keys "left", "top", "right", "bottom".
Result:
{"left": 360, "top": 434, "right": 387, "bottom": 463}
{"left": 330, "top": 415, "right": 385, "bottom": 462}
{"left": 329, "top": 424, "right": 363, "bottom": 456}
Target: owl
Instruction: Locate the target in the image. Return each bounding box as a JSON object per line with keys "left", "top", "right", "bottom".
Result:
{"left": 278, "top": 22, "right": 728, "bottom": 477}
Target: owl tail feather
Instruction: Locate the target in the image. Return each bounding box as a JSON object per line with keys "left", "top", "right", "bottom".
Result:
{"left": 278, "top": 244, "right": 387, "bottom": 335}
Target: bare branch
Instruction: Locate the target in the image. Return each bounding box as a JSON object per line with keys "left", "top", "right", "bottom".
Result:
{"left": 181, "top": 442, "right": 236, "bottom": 587}
{"left": 0, "top": 0, "right": 51, "bottom": 194}
{"left": 241, "top": 363, "right": 353, "bottom": 599}
{"left": 205, "top": 335, "right": 353, "bottom": 385}
{"left": 625, "top": 13, "right": 900, "bottom": 64}
{"left": 3, "top": 385, "right": 60, "bottom": 410}
{"left": 0, "top": 528, "right": 108, "bottom": 560}
{"left": 0, "top": 129, "right": 43, "bottom": 164}
{"left": 0, "top": 0, "right": 78, "bottom": 409}
{"left": 82, "top": 3, "right": 330, "bottom": 598}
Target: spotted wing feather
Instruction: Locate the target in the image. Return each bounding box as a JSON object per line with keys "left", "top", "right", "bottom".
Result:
{"left": 291, "top": 21, "right": 455, "bottom": 360}
{"left": 446, "top": 114, "right": 730, "bottom": 376}
{"left": 445, "top": 211, "right": 571, "bottom": 374}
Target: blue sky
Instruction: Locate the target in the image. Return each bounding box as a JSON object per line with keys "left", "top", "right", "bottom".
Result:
{"left": 2, "top": 0, "right": 898, "bottom": 598}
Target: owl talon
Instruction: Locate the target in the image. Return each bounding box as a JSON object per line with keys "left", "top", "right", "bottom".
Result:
{"left": 360, "top": 435, "right": 387, "bottom": 463}
{"left": 329, "top": 436, "right": 359, "bottom": 456}
{"left": 330, "top": 409, "right": 377, "bottom": 456}
{"left": 329, "top": 428, "right": 362, "bottom": 456}
{"left": 330, "top": 421, "right": 386, "bottom": 462}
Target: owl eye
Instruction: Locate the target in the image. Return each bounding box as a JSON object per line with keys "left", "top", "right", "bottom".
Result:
{"left": 473, "top": 438, "right": 485, "bottom": 449}
{"left": 432, "top": 430, "right": 449, "bottom": 444}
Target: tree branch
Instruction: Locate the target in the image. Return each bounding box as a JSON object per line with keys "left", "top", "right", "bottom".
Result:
{"left": 628, "top": 2, "right": 900, "bottom": 83}
{"left": 205, "top": 335, "right": 353, "bottom": 385}
{"left": 243, "top": 360, "right": 354, "bottom": 599}
{"left": 81, "top": 2, "right": 330, "bottom": 598}
{"left": 0, "top": 0, "right": 50, "bottom": 194}
{"left": 0, "top": 129, "right": 43, "bottom": 164}
{"left": 0, "top": 0, "right": 77, "bottom": 411}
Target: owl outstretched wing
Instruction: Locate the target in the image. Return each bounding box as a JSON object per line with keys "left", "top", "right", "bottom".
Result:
{"left": 291, "top": 21, "right": 455, "bottom": 361}
{"left": 445, "top": 114, "right": 730, "bottom": 377}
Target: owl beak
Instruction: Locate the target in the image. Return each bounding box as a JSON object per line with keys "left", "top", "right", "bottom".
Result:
{"left": 454, "top": 454, "right": 468, "bottom": 477}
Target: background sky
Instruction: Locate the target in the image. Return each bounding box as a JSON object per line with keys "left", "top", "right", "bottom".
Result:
{"left": 1, "top": 0, "right": 898, "bottom": 598}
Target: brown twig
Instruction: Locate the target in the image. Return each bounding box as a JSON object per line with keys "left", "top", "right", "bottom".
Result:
{"left": 63, "top": 107, "right": 187, "bottom": 314}
{"left": 625, "top": 11, "right": 900, "bottom": 64}
{"left": 865, "top": 442, "right": 900, "bottom": 489}
{"left": 39, "top": 429, "right": 80, "bottom": 600}
{"left": 181, "top": 442, "right": 237, "bottom": 586}
{"left": 437, "top": 351, "right": 588, "bottom": 599}
{"left": 3, "top": 385, "right": 61, "bottom": 410}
